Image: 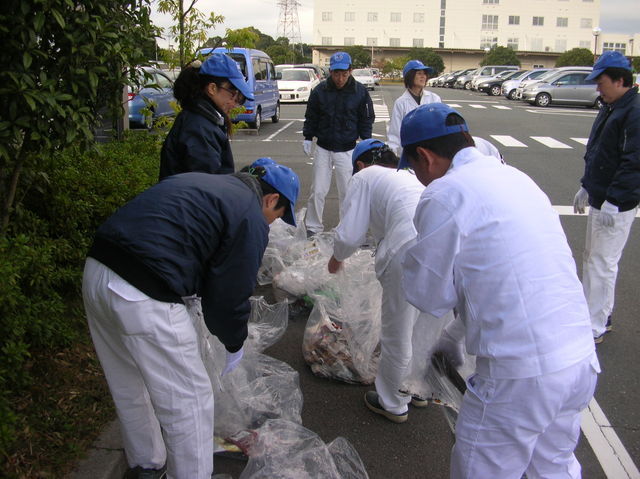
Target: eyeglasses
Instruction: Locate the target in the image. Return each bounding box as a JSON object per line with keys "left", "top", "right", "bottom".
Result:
{"left": 217, "top": 85, "right": 246, "bottom": 105}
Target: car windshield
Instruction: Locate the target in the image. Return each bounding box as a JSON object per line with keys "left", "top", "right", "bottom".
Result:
{"left": 511, "top": 70, "right": 532, "bottom": 80}
{"left": 281, "top": 69, "right": 312, "bottom": 81}
{"left": 529, "top": 70, "right": 550, "bottom": 79}
{"left": 353, "top": 69, "right": 372, "bottom": 76}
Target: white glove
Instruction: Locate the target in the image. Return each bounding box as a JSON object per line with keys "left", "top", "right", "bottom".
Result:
{"left": 222, "top": 347, "right": 244, "bottom": 376}
{"left": 573, "top": 187, "right": 589, "bottom": 214}
{"left": 303, "top": 140, "right": 313, "bottom": 157}
{"left": 434, "top": 329, "right": 465, "bottom": 368}
{"left": 598, "top": 200, "right": 618, "bottom": 228}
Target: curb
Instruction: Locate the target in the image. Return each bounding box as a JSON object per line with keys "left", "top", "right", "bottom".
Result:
{"left": 67, "top": 419, "right": 126, "bottom": 479}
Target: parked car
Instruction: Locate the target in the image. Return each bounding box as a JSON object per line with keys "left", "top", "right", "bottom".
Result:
{"left": 277, "top": 68, "right": 320, "bottom": 102}
{"left": 476, "top": 69, "right": 525, "bottom": 96}
{"left": 370, "top": 68, "right": 381, "bottom": 85}
{"left": 275, "top": 64, "right": 296, "bottom": 77}
{"left": 128, "top": 67, "right": 175, "bottom": 129}
{"left": 293, "top": 63, "right": 326, "bottom": 80}
{"left": 198, "top": 47, "right": 280, "bottom": 130}
{"left": 443, "top": 68, "right": 475, "bottom": 88}
{"left": 454, "top": 68, "right": 480, "bottom": 89}
{"left": 521, "top": 69, "right": 602, "bottom": 108}
{"left": 470, "top": 65, "right": 520, "bottom": 90}
{"left": 352, "top": 68, "right": 376, "bottom": 90}
{"left": 515, "top": 66, "right": 593, "bottom": 100}
{"left": 502, "top": 69, "right": 551, "bottom": 100}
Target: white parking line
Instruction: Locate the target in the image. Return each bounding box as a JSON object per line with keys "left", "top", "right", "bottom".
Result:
{"left": 490, "top": 135, "right": 527, "bottom": 147}
{"left": 531, "top": 136, "right": 572, "bottom": 149}
{"left": 469, "top": 104, "right": 487, "bottom": 109}
{"left": 262, "top": 121, "right": 294, "bottom": 142}
{"left": 492, "top": 105, "right": 511, "bottom": 110}
{"left": 446, "top": 103, "right": 462, "bottom": 108}
{"left": 553, "top": 206, "right": 640, "bottom": 217}
{"left": 525, "top": 109, "right": 598, "bottom": 117}
{"left": 571, "top": 137, "right": 589, "bottom": 145}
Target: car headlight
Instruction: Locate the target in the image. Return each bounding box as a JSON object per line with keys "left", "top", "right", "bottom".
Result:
{"left": 296, "top": 86, "right": 309, "bottom": 91}
{"left": 479, "top": 83, "right": 489, "bottom": 88}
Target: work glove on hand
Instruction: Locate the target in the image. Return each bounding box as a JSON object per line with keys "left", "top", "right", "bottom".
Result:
{"left": 598, "top": 200, "right": 618, "bottom": 228}
{"left": 434, "top": 329, "right": 465, "bottom": 368}
{"left": 222, "top": 347, "right": 244, "bottom": 376}
{"left": 302, "top": 140, "right": 313, "bottom": 157}
{"left": 573, "top": 187, "right": 589, "bottom": 214}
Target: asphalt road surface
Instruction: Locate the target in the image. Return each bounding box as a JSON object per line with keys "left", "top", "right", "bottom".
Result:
{"left": 213, "top": 84, "right": 640, "bottom": 479}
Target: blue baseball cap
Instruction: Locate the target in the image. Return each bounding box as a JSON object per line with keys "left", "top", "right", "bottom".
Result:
{"left": 398, "top": 103, "right": 469, "bottom": 169}
{"left": 586, "top": 51, "right": 632, "bottom": 81}
{"left": 352, "top": 139, "right": 386, "bottom": 172}
{"left": 402, "top": 60, "right": 435, "bottom": 78}
{"left": 330, "top": 52, "right": 352, "bottom": 71}
{"left": 199, "top": 53, "right": 254, "bottom": 101}
{"left": 251, "top": 157, "right": 276, "bottom": 168}
{"left": 261, "top": 163, "right": 300, "bottom": 226}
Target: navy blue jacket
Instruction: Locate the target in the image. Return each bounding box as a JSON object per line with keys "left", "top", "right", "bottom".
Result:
{"left": 303, "top": 76, "right": 374, "bottom": 152}
{"left": 159, "top": 97, "right": 234, "bottom": 180}
{"left": 582, "top": 86, "right": 640, "bottom": 211}
{"left": 88, "top": 172, "right": 269, "bottom": 351}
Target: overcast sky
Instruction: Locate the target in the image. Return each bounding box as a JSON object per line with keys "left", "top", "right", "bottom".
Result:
{"left": 151, "top": 0, "right": 639, "bottom": 47}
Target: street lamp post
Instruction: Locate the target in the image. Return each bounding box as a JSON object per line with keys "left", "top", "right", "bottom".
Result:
{"left": 592, "top": 27, "right": 602, "bottom": 63}
{"left": 483, "top": 46, "right": 490, "bottom": 64}
{"left": 629, "top": 38, "right": 634, "bottom": 57}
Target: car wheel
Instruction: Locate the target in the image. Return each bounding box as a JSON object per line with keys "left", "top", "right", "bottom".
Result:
{"left": 464, "top": 81, "right": 471, "bottom": 90}
{"left": 490, "top": 85, "right": 501, "bottom": 96}
{"left": 507, "top": 89, "right": 517, "bottom": 100}
{"left": 534, "top": 93, "right": 551, "bottom": 107}
{"left": 594, "top": 97, "right": 604, "bottom": 109}
{"left": 250, "top": 107, "right": 261, "bottom": 130}
{"left": 271, "top": 102, "right": 280, "bottom": 123}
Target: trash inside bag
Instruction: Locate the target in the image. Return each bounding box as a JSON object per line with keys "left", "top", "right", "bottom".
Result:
{"left": 246, "top": 296, "right": 289, "bottom": 353}
{"left": 239, "top": 419, "right": 369, "bottom": 479}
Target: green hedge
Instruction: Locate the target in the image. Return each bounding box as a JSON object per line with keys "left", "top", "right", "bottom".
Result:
{"left": 0, "top": 131, "right": 162, "bottom": 454}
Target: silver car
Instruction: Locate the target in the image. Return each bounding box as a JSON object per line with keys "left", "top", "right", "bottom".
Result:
{"left": 521, "top": 70, "right": 603, "bottom": 108}
{"left": 501, "top": 69, "right": 550, "bottom": 100}
{"left": 455, "top": 68, "right": 480, "bottom": 89}
{"left": 352, "top": 68, "right": 376, "bottom": 90}
{"left": 514, "top": 66, "right": 592, "bottom": 100}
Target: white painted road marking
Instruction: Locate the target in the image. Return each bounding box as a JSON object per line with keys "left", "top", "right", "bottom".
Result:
{"left": 531, "top": 136, "right": 572, "bottom": 149}
{"left": 571, "top": 137, "right": 589, "bottom": 145}
{"left": 469, "top": 104, "right": 487, "bottom": 109}
{"left": 492, "top": 105, "right": 511, "bottom": 110}
{"left": 490, "top": 135, "right": 528, "bottom": 147}
{"left": 263, "top": 121, "right": 294, "bottom": 141}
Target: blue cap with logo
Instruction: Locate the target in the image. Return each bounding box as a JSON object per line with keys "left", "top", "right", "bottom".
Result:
{"left": 260, "top": 163, "right": 300, "bottom": 226}
{"left": 586, "top": 51, "right": 632, "bottom": 82}
{"left": 199, "top": 53, "right": 254, "bottom": 101}
{"left": 251, "top": 157, "right": 276, "bottom": 168}
{"left": 398, "top": 103, "right": 469, "bottom": 169}
{"left": 330, "top": 51, "right": 352, "bottom": 71}
{"left": 402, "top": 59, "right": 435, "bottom": 78}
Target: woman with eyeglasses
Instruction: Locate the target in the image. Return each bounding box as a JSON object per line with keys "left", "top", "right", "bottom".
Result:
{"left": 159, "top": 53, "right": 253, "bottom": 180}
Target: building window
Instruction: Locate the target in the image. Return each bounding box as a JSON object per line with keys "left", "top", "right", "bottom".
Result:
{"left": 344, "top": 37, "right": 355, "bottom": 46}
{"left": 579, "top": 40, "right": 591, "bottom": 48}
{"left": 480, "top": 36, "right": 498, "bottom": 49}
{"left": 507, "top": 37, "right": 519, "bottom": 50}
{"left": 580, "top": 18, "right": 593, "bottom": 28}
{"left": 530, "top": 38, "right": 543, "bottom": 50}
{"left": 603, "top": 42, "right": 626, "bottom": 54}
{"left": 321, "top": 12, "right": 332, "bottom": 21}
{"left": 366, "top": 37, "right": 378, "bottom": 46}
{"left": 367, "top": 12, "right": 378, "bottom": 22}
{"left": 555, "top": 39, "right": 567, "bottom": 52}
{"left": 483, "top": 0, "right": 499, "bottom": 3}
{"left": 582, "top": 0, "right": 593, "bottom": 2}
{"left": 414, "top": 12, "right": 424, "bottom": 22}
{"left": 321, "top": 37, "right": 332, "bottom": 46}
{"left": 389, "top": 37, "right": 401, "bottom": 47}
{"left": 508, "top": 15, "right": 520, "bottom": 25}
{"left": 482, "top": 15, "right": 498, "bottom": 30}
{"left": 390, "top": 12, "right": 401, "bottom": 22}
{"left": 344, "top": 12, "right": 355, "bottom": 22}
{"left": 413, "top": 38, "right": 424, "bottom": 47}
{"left": 532, "top": 16, "right": 544, "bottom": 26}
{"left": 557, "top": 17, "right": 568, "bottom": 27}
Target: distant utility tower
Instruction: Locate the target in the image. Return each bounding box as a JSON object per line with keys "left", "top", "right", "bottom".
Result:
{"left": 277, "top": 0, "right": 302, "bottom": 50}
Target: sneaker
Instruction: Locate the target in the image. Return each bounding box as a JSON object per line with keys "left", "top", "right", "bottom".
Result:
{"left": 306, "top": 229, "right": 316, "bottom": 239}
{"left": 364, "top": 391, "right": 408, "bottom": 423}
{"left": 123, "top": 465, "right": 167, "bottom": 479}
{"left": 410, "top": 396, "right": 429, "bottom": 408}
{"left": 594, "top": 333, "right": 605, "bottom": 345}
{"left": 605, "top": 316, "right": 612, "bottom": 332}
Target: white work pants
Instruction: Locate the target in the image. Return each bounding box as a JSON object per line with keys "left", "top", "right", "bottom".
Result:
{"left": 375, "top": 242, "right": 421, "bottom": 415}
{"left": 451, "top": 355, "right": 598, "bottom": 479}
{"left": 82, "top": 258, "right": 214, "bottom": 479}
{"left": 305, "top": 146, "right": 353, "bottom": 233}
{"left": 582, "top": 206, "right": 636, "bottom": 337}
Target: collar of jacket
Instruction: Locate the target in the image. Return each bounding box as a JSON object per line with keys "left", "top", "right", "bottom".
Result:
{"left": 326, "top": 75, "right": 356, "bottom": 92}
{"left": 608, "top": 85, "right": 639, "bottom": 110}
{"left": 231, "top": 172, "right": 262, "bottom": 203}
{"left": 186, "top": 96, "right": 225, "bottom": 126}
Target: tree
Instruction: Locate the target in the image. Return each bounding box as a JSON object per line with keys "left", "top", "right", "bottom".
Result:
{"left": 0, "top": 0, "right": 155, "bottom": 234}
{"left": 224, "top": 27, "right": 260, "bottom": 49}
{"left": 482, "top": 45, "right": 520, "bottom": 67}
{"left": 633, "top": 57, "right": 640, "bottom": 73}
{"left": 344, "top": 46, "right": 371, "bottom": 68}
{"left": 555, "top": 48, "right": 594, "bottom": 67}
{"left": 407, "top": 48, "right": 445, "bottom": 74}
{"left": 157, "top": 0, "right": 224, "bottom": 67}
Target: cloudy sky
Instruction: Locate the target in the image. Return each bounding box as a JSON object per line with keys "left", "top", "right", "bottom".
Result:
{"left": 151, "top": 0, "right": 639, "bottom": 47}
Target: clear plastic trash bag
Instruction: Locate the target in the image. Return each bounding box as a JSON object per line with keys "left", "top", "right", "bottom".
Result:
{"left": 238, "top": 419, "right": 369, "bottom": 479}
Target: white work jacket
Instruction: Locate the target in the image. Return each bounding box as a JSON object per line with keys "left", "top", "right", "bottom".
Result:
{"left": 333, "top": 165, "right": 425, "bottom": 277}
{"left": 403, "top": 147, "right": 596, "bottom": 379}
{"left": 387, "top": 89, "right": 442, "bottom": 154}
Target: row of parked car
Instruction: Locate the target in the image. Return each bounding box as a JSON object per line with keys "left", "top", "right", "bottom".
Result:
{"left": 428, "top": 65, "right": 604, "bottom": 109}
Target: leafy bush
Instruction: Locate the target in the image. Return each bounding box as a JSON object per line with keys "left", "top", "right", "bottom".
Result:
{"left": 556, "top": 48, "right": 594, "bottom": 67}
{"left": 0, "top": 131, "right": 161, "bottom": 456}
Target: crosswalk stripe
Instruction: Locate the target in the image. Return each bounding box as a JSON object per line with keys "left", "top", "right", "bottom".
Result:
{"left": 446, "top": 103, "right": 461, "bottom": 108}
{"left": 571, "top": 137, "right": 589, "bottom": 145}
{"left": 492, "top": 105, "right": 511, "bottom": 110}
{"left": 469, "top": 104, "right": 487, "bottom": 109}
{"left": 490, "top": 135, "right": 527, "bottom": 147}
{"left": 531, "top": 136, "right": 572, "bottom": 149}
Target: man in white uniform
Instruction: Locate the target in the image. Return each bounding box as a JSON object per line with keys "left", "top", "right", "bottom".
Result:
{"left": 399, "top": 103, "right": 599, "bottom": 479}
{"left": 327, "top": 139, "right": 426, "bottom": 423}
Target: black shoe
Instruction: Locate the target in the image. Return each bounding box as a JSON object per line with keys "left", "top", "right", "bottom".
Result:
{"left": 306, "top": 229, "right": 316, "bottom": 239}
{"left": 410, "top": 396, "right": 429, "bottom": 408}
{"left": 123, "top": 465, "right": 167, "bottom": 479}
{"left": 364, "top": 391, "right": 408, "bottom": 423}
{"left": 605, "top": 316, "right": 612, "bottom": 332}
